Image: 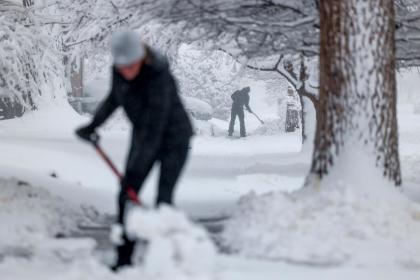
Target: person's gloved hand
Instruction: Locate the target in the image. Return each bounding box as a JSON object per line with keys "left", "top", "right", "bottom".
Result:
{"left": 75, "top": 125, "right": 99, "bottom": 143}
{"left": 246, "top": 108, "right": 253, "bottom": 113}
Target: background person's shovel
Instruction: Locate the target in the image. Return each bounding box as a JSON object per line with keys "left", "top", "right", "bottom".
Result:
{"left": 251, "top": 111, "right": 265, "bottom": 124}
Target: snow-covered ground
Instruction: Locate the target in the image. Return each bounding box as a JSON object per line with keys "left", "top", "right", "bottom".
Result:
{"left": 0, "top": 102, "right": 304, "bottom": 216}
{"left": 1, "top": 71, "right": 420, "bottom": 279}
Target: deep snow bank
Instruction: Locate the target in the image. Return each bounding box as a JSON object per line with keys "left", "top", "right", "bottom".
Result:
{"left": 222, "top": 149, "right": 420, "bottom": 268}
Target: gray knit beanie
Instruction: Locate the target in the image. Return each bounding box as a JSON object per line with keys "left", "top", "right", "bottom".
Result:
{"left": 111, "top": 29, "right": 146, "bottom": 66}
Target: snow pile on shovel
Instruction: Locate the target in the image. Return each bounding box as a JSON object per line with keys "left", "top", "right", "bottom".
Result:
{"left": 126, "top": 205, "right": 217, "bottom": 280}
{"left": 222, "top": 150, "right": 420, "bottom": 268}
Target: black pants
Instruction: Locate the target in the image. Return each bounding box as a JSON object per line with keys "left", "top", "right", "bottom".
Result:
{"left": 228, "top": 106, "right": 246, "bottom": 136}
{"left": 115, "top": 137, "right": 190, "bottom": 268}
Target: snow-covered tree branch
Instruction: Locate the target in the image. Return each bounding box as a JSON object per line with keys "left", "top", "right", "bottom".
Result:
{"left": 0, "top": 0, "right": 66, "bottom": 110}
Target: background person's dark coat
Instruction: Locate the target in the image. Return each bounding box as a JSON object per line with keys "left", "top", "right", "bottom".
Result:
{"left": 231, "top": 88, "right": 251, "bottom": 111}
{"left": 229, "top": 88, "right": 251, "bottom": 137}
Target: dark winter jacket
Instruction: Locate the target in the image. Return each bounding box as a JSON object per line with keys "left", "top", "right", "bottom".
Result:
{"left": 231, "top": 88, "right": 251, "bottom": 112}
{"left": 89, "top": 50, "right": 193, "bottom": 154}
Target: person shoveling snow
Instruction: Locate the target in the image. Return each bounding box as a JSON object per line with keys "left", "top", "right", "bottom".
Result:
{"left": 228, "top": 87, "right": 252, "bottom": 138}
{"left": 76, "top": 29, "right": 193, "bottom": 271}
{"left": 228, "top": 86, "right": 263, "bottom": 138}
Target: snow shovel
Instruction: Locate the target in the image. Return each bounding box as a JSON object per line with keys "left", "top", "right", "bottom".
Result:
{"left": 88, "top": 133, "right": 140, "bottom": 205}
{"left": 251, "top": 111, "right": 265, "bottom": 124}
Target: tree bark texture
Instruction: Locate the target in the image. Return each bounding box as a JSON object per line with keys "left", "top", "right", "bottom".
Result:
{"left": 311, "top": 0, "right": 401, "bottom": 185}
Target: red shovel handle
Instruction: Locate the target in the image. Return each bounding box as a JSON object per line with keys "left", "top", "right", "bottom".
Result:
{"left": 92, "top": 142, "right": 141, "bottom": 205}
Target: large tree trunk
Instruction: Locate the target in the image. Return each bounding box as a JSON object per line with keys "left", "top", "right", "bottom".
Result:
{"left": 23, "top": 0, "right": 34, "bottom": 7}
{"left": 69, "top": 58, "right": 84, "bottom": 99}
{"left": 310, "top": 0, "right": 401, "bottom": 185}
{"left": 65, "top": 57, "right": 84, "bottom": 114}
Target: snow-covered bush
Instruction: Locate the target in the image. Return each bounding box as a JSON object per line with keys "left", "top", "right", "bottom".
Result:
{"left": 183, "top": 96, "right": 213, "bottom": 121}
{"left": 0, "top": 10, "right": 66, "bottom": 108}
